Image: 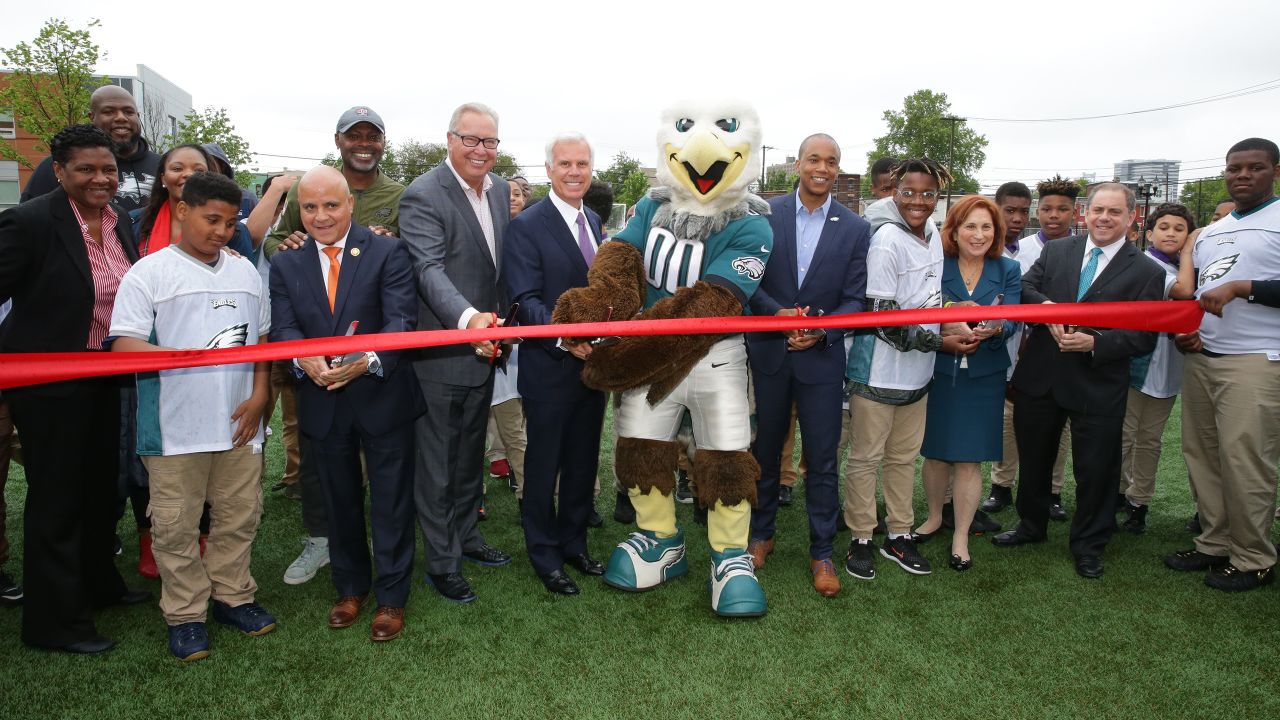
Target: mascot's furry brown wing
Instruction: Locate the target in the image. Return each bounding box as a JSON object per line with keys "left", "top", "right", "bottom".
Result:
{"left": 551, "top": 100, "right": 773, "bottom": 617}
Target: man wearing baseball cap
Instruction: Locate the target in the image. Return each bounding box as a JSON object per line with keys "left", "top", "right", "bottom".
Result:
{"left": 264, "top": 106, "right": 406, "bottom": 587}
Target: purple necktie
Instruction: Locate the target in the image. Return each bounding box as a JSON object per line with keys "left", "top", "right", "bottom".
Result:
{"left": 577, "top": 212, "right": 595, "bottom": 266}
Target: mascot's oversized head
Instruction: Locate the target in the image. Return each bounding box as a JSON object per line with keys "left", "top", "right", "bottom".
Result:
{"left": 656, "top": 100, "right": 762, "bottom": 217}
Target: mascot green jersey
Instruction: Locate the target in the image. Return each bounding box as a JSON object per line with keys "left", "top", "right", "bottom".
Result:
{"left": 552, "top": 100, "right": 773, "bottom": 617}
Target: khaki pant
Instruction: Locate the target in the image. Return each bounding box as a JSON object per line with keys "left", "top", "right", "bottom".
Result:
{"left": 1120, "top": 389, "right": 1176, "bottom": 506}
{"left": 844, "top": 395, "right": 926, "bottom": 537}
{"left": 144, "top": 445, "right": 263, "bottom": 624}
{"left": 779, "top": 404, "right": 807, "bottom": 488}
{"left": 992, "top": 398, "right": 1068, "bottom": 494}
{"left": 1183, "top": 352, "right": 1280, "bottom": 572}
{"left": 487, "top": 398, "right": 527, "bottom": 499}
{"left": 265, "top": 361, "right": 300, "bottom": 486}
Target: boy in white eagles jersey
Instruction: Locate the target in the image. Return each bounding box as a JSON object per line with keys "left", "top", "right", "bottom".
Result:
{"left": 1165, "top": 138, "right": 1280, "bottom": 593}
{"left": 1117, "top": 203, "right": 1196, "bottom": 533}
{"left": 109, "top": 172, "right": 274, "bottom": 660}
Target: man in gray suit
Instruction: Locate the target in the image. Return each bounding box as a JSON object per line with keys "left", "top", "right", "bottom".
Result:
{"left": 399, "top": 102, "right": 513, "bottom": 603}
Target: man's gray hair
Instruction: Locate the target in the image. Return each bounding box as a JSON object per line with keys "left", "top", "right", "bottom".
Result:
{"left": 1087, "top": 182, "right": 1137, "bottom": 213}
{"left": 448, "top": 102, "right": 499, "bottom": 134}
{"left": 544, "top": 132, "right": 593, "bottom": 165}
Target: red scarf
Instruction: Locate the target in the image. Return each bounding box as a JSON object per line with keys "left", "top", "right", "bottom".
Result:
{"left": 140, "top": 202, "right": 177, "bottom": 257}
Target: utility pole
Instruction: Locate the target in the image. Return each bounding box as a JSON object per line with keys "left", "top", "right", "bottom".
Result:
{"left": 943, "top": 116, "right": 962, "bottom": 211}
{"left": 761, "top": 145, "right": 775, "bottom": 190}
{"left": 1195, "top": 178, "right": 1203, "bottom": 223}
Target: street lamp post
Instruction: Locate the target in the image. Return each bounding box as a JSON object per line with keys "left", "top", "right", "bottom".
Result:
{"left": 1136, "top": 176, "right": 1158, "bottom": 249}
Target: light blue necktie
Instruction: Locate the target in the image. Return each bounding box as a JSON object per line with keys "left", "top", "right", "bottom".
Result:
{"left": 1077, "top": 247, "right": 1103, "bottom": 300}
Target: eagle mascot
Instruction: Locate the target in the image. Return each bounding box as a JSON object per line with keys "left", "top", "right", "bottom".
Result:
{"left": 552, "top": 101, "right": 773, "bottom": 617}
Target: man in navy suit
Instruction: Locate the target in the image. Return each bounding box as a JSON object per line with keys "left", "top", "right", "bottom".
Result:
{"left": 746, "top": 134, "right": 871, "bottom": 597}
{"left": 269, "top": 167, "right": 425, "bottom": 640}
{"left": 503, "top": 133, "right": 607, "bottom": 595}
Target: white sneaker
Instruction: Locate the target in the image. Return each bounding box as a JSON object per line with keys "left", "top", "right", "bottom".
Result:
{"left": 283, "top": 537, "right": 329, "bottom": 585}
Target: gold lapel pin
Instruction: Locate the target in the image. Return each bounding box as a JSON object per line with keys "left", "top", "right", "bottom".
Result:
{"left": 350, "top": 247, "right": 361, "bottom": 257}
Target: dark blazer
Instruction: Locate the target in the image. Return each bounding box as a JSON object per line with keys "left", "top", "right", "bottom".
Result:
{"left": 934, "top": 255, "right": 1022, "bottom": 379}
{"left": 1011, "top": 236, "right": 1165, "bottom": 417}
{"left": 399, "top": 163, "right": 510, "bottom": 387}
{"left": 747, "top": 194, "right": 870, "bottom": 384}
{"left": 0, "top": 186, "right": 139, "bottom": 353}
{"left": 502, "top": 195, "right": 603, "bottom": 403}
{"left": 268, "top": 223, "right": 426, "bottom": 439}
{"left": 0, "top": 187, "right": 138, "bottom": 397}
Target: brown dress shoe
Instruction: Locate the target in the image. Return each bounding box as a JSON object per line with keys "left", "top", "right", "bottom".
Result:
{"left": 811, "top": 558, "right": 840, "bottom": 597}
{"left": 747, "top": 538, "right": 775, "bottom": 569}
{"left": 328, "top": 595, "right": 367, "bottom": 629}
{"left": 371, "top": 606, "right": 404, "bottom": 642}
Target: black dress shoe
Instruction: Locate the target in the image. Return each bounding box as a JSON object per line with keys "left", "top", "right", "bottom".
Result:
{"left": 426, "top": 573, "right": 477, "bottom": 603}
{"left": 613, "top": 491, "right": 636, "bottom": 524}
{"left": 462, "top": 544, "right": 512, "bottom": 567}
{"left": 991, "top": 528, "right": 1046, "bottom": 547}
{"left": 95, "top": 588, "right": 154, "bottom": 609}
{"left": 948, "top": 554, "right": 973, "bottom": 572}
{"left": 587, "top": 509, "right": 603, "bottom": 529}
{"left": 61, "top": 636, "right": 116, "bottom": 654}
{"left": 779, "top": 485, "right": 793, "bottom": 506}
{"left": 1075, "top": 554, "right": 1104, "bottom": 579}
{"left": 911, "top": 527, "right": 942, "bottom": 544}
{"left": 539, "top": 569, "right": 580, "bottom": 595}
{"left": 567, "top": 554, "right": 605, "bottom": 576}
{"left": 970, "top": 510, "right": 1002, "bottom": 535}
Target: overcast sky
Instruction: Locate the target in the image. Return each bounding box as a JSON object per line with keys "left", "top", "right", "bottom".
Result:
{"left": 4, "top": 1, "right": 1277, "bottom": 192}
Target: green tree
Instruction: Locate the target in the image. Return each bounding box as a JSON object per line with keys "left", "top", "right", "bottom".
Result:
{"left": 0, "top": 18, "right": 108, "bottom": 165}
{"left": 596, "top": 151, "right": 650, "bottom": 207}
{"left": 1180, "top": 176, "right": 1228, "bottom": 228}
{"left": 868, "top": 89, "right": 988, "bottom": 194}
{"left": 762, "top": 167, "right": 797, "bottom": 192}
{"left": 173, "top": 106, "right": 253, "bottom": 186}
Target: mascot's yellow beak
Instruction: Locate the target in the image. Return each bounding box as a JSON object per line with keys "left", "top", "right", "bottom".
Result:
{"left": 664, "top": 131, "right": 750, "bottom": 204}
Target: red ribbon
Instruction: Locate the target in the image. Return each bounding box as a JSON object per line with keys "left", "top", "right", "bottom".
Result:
{"left": 0, "top": 301, "right": 1203, "bottom": 390}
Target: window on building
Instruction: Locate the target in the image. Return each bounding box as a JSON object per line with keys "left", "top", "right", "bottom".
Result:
{"left": 168, "top": 115, "right": 177, "bottom": 139}
{"left": 0, "top": 110, "right": 15, "bottom": 140}
{"left": 0, "top": 160, "right": 20, "bottom": 210}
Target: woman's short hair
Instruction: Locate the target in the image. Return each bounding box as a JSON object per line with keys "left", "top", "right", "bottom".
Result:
{"left": 941, "top": 195, "right": 1005, "bottom": 259}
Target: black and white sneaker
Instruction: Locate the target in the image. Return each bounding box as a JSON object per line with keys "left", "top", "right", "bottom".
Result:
{"left": 0, "top": 571, "right": 22, "bottom": 605}
{"left": 844, "top": 539, "right": 876, "bottom": 580}
{"left": 675, "top": 470, "right": 694, "bottom": 504}
{"left": 881, "top": 536, "right": 932, "bottom": 575}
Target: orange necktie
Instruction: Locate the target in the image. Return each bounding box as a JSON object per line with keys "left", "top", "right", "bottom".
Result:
{"left": 322, "top": 246, "right": 342, "bottom": 311}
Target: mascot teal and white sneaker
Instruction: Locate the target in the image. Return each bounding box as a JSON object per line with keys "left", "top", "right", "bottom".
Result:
{"left": 709, "top": 548, "right": 767, "bottom": 618}
{"left": 603, "top": 530, "right": 688, "bottom": 591}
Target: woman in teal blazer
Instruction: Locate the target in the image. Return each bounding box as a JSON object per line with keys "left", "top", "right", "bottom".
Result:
{"left": 917, "top": 196, "right": 1021, "bottom": 570}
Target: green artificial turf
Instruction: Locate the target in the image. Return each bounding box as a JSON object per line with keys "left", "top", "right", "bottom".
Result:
{"left": 1, "top": 402, "right": 1277, "bottom": 720}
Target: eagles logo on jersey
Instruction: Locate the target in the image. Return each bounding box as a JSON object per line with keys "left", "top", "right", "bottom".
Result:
{"left": 205, "top": 323, "right": 250, "bottom": 349}
{"left": 731, "top": 256, "right": 765, "bottom": 280}
{"left": 1199, "top": 254, "right": 1239, "bottom": 285}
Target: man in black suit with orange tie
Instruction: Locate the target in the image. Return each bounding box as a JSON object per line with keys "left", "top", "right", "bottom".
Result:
{"left": 503, "top": 132, "right": 607, "bottom": 595}
{"left": 269, "top": 166, "right": 425, "bottom": 640}
{"left": 992, "top": 182, "right": 1165, "bottom": 578}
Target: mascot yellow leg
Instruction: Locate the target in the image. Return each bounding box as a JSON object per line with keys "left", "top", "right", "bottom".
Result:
{"left": 696, "top": 449, "right": 768, "bottom": 618}
{"left": 601, "top": 438, "right": 688, "bottom": 591}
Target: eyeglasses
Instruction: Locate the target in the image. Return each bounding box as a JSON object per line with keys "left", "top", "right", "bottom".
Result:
{"left": 897, "top": 188, "right": 939, "bottom": 200}
{"left": 450, "top": 131, "right": 500, "bottom": 150}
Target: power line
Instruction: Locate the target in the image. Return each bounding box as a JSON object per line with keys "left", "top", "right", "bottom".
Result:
{"left": 965, "top": 78, "right": 1280, "bottom": 123}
